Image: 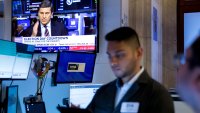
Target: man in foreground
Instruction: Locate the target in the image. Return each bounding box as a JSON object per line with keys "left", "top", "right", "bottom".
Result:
{"left": 87, "top": 27, "right": 174, "bottom": 113}
{"left": 176, "top": 36, "right": 200, "bottom": 113}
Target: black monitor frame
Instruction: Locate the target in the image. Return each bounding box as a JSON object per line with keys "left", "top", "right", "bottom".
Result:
{"left": 5, "top": 85, "right": 18, "bottom": 113}
{"left": 54, "top": 51, "right": 96, "bottom": 84}
{"left": 11, "top": 0, "right": 100, "bottom": 53}
{"left": 177, "top": 0, "right": 200, "bottom": 53}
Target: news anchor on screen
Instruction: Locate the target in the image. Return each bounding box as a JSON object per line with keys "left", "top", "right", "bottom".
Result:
{"left": 24, "top": 0, "right": 68, "bottom": 37}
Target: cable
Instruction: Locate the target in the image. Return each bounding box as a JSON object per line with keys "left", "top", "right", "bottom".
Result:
{"left": 9, "top": 80, "right": 13, "bottom": 86}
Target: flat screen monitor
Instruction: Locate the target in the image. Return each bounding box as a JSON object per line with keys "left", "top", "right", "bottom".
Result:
{"left": 69, "top": 84, "right": 101, "bottom": 108}
{"left": 17, "top": 19, "right": 31, "bottom": 30}
{"left": 12, "top": 0, "right": 23, "bottom": 16}
{"left": 12, "top": 0, "right": 43, "bottom": 16}
{"left": 6, "top": 85, "right": 18, "bottom": 113}
{"left": 55, "top": 51, "right": 96, "bottom": 83}
{"left": 184, "top": 12, "right": 200, "bottom": 51}
{"left": 25, "top": 102, "right": 46, "bottom": 113}
{"left": 54, "top": 0, "right": 96, "bottom": 13}
{"left": 12, "top": 0, "right": 99, "bottom": 52}
{"left": 0, "top": 39, "right": 35, "bottom": 79}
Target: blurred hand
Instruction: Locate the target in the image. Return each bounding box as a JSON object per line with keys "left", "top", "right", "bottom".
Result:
{"left": 176, "top": 66, "right": 200, "bottom": 112}
{"left": 31, "top": 21, "right": 39, "bottom": 37}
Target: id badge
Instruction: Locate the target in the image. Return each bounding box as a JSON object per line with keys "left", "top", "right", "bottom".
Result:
{"left": 120, "top": 102, "right": 139, "bottom": 113}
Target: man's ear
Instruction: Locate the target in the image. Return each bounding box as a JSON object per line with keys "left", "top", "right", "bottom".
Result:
{"left": 136, "top": 47, "right": 143, "bottom": 59}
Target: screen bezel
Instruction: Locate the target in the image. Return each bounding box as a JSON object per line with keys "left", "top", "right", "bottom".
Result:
{"left": 54, "top": 51, "right": 96, "bottom": 84}
{"left": 5, "top": 85, "right": 18, "bottom": 113}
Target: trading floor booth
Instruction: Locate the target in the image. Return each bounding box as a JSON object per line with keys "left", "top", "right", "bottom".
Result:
{"left": 0, "top": 37, "right": 100, "bottom": 113}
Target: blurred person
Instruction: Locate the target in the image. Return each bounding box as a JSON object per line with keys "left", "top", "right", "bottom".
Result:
{"left": 24, "top": 0, "right": 67, "bottom": 37}
{"left": 15, "top": 24, "right": 26, "bottom": 37}
{"left": 176, "top": 36, "right": 200, "bottom": 113}
{"left": 86, "top": 27, "right": 174, "bottom": 113}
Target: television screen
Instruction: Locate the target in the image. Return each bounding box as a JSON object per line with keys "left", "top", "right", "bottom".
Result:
{"left": 54, "top": 0, "right": 97, "bottom": 13}
{"left": 0, "top": 39, "right": 35, "bottom": 79}
{"left": 12, "top": 0, "right": 23, "bottom": 16}
{"left": 69, "top": 84, "right": 101, "bottom": 108}
{"left": 66, "top": 18, "right": 79, "bottom": 30}
{"left": 55, "top": 51, "right": 96, "bottom": 83}
{"left": 12, "top": 0, "right": 98, "bottom": 52}
{"left": 6, "top": 85, "right": 18, "bottom": 113}
{"left": 17, "top": 19, "right": 31, "bottom": 30}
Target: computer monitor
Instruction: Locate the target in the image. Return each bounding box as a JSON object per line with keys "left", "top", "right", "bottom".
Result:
{"left": 21, "top": 0, "right": 43, "bottom": 15}
{"left": 12, "top": 0, "right": 23, "bottom": 16}
{"left": 0, "top": 39, "right": 35, "bottom": 79}
{"left": 54, "top": 0, "right": 96, "bottom": 13}
{"left": 67, "top": 18, "right": 79, "bottom": 30}
{"left": 55, "top": 51, "right": 96, "bottom": 83}
{"left": 25, "top": 102, "right": 46, "bottom": 113}
{"left": 5, "top": 85, "right": 18, "bottom": 113}
{"left": 69, "top": 84, "right": 102, "bottom": 108}
{"left": 184, "top": 12, "right": 200, "bottom": 50}
{"left": 17, "top": 19, "right": 31, "bottom": 30}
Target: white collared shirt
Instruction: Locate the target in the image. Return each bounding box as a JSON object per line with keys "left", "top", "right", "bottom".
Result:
{"left": 115, "top": 67, "right": 144, "bottom": 107}
{"left": 41, "top": 21, "right": 51, "bottom": 37}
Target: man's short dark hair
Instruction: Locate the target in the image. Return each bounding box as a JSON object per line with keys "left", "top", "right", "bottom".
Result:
{"left": 190, "top": 36, "right": 200, "bottom": 69}
{"left": 39, "top": 0, "right": 53, "bottom": 12}
{"left": 105, "top": 27, "right": 141, "bottom": 48}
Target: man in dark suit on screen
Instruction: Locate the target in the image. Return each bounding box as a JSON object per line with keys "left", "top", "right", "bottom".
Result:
{"left": 86, "top": 27, "right": 174, "bottom": 113}
{"left": 24, "top": 0, "right": 68, "bottom": 37}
